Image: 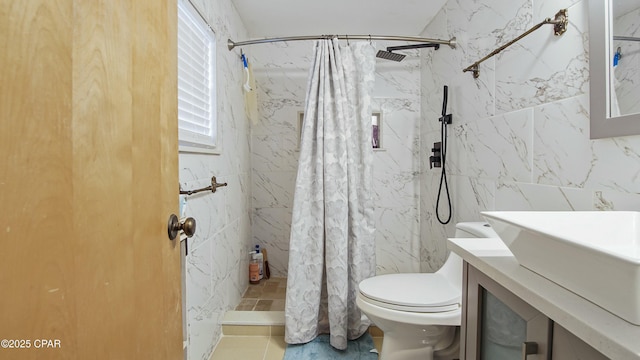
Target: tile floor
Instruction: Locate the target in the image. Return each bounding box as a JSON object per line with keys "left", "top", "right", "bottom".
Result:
{"left": 209, "top": 326, "right": 287, "bottom": 360}
{"left": 209, "top": 325, "right": 383, "bottom": 360}
{"left": 235, "top": 277, "right": 287, "bottom": 312}
{"left": 216, "top": 277, "right": 383, "bottom": 359}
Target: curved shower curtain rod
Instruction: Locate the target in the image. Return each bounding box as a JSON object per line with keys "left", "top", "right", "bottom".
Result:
{"left": 227, "top": 35, "right": 457, "bottom": 50}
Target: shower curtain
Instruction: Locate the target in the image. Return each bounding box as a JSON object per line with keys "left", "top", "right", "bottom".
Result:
{"left": 284, "top": 38, "right": 376, "bottom": 350}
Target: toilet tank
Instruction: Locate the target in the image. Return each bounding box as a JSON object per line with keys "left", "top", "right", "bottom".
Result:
{"left": 437, "top": 222, "right": 498, "bottom": 293}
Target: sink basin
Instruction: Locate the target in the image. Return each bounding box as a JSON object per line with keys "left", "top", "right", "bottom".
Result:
{"left": 481, "top": 211, "right": 640, "bottom": 325}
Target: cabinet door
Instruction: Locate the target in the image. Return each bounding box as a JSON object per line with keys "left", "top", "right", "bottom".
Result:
{"left": 551, "top": 324, "right": 608, "bottom": 360}
{"left": 461, "top": 263, "right": 552, "bottom": 360}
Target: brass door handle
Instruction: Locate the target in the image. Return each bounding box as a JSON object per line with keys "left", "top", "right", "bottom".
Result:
{"left": 167, "top": 214, "right": 196, "bottom": 240}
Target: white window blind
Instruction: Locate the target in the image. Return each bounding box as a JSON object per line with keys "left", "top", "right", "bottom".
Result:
{"left": 178, "top": 0, "right": 218, "bottom": 152}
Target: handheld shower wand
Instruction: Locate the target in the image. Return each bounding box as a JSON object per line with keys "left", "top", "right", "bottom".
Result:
{"left": 436, "top": 85, "right": 452, "bottom": 224}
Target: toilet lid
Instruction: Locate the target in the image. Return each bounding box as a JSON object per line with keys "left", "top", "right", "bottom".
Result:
{"left": 358, "top": 273, "right": 460, "bottom": 313}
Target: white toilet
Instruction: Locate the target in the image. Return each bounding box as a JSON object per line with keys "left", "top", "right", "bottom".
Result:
{"left": 356, "top": 222, "right": 498, "bottom": 360}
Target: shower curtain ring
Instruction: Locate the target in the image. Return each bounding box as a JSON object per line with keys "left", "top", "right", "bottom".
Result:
{"left": 346, "top": 35, "right": 349, "bottom": 45}
{"left": 368, "top": 35, "right": 372, "bottom": 44}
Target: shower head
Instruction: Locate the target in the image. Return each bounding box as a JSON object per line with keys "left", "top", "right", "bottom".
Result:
{"left": 376, "top": 43, "right": 441, "bottom": 62}
{"left": 376, "top": 50, "right": 406, "bottom": 62}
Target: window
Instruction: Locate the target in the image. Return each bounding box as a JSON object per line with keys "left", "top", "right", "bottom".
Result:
{"left": 177, "top": 0, "right": 218, "bottom": 153}
{"left": 372, "top": 113, "right": 381, "bottom": 149}
{"left": 297, "top": 112, "right": 383, "bottom": 150}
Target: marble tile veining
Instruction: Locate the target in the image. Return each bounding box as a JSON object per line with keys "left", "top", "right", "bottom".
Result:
{"left": 420, "top": 0, "right": 640, "bottom": 275}
{"left": 494, "top": 182, "right": 593, "bottom": 211}
{"left": 495, "top": 1, "right": 588, "bottom": 113}
{"left": 452, "top": 108, "right": 533, "bottom": 182}
{"left": 533, "top": 95, "right": 592, "bottom": 188}
{"left": 178, "top": 0, "right": 252, "bottom": 359}
{"left": 594, "top": 190, "right": 640, "bottom": 211}
{"left": 589, "top": 136, "right": 640, "bottom": 194}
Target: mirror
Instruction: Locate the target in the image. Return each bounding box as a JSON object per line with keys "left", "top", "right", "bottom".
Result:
{"left": 589, "top": 0, "right": 640, "bottom": 139}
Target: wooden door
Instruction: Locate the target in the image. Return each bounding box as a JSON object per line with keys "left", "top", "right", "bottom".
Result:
{"left": 0, "top": 1, "right": 182, "bottom": 359}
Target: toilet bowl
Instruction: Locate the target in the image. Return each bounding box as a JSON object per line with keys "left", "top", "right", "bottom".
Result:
{"left": 356, "top": 222, "right": 498, "bottom": 360}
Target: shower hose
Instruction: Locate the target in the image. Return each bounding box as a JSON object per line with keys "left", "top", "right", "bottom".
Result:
{"left": 436, "top": 85, "right": 452, "bottom": 225}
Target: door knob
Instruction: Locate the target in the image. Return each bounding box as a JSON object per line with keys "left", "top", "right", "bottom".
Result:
{"left": 167, "top": 214, "right": 196, "bottom": 240}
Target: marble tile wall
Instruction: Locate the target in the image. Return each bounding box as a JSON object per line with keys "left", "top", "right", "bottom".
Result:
{"left": 177, "top": 0, "right": 251, "bottom": 359}
{"left": 248, "top": 42, "right": 307, "bottom": 279}
{"left": 420, "top": 0, "right": 640, "bottom": 272}
{"left": 250, "top": 41, "right": 424, "bottom": 276}
{"left": 161, "top": 0, "right": 640, "bottom": 358}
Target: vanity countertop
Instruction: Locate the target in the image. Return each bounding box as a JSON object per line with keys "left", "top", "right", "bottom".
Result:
{"left": 448, "top": 237, "right": 640, "bottom": 360}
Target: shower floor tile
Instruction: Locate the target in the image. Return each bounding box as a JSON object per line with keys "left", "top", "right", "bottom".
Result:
{"left": 236, "top": 277, "right": 287, "bottom": 311}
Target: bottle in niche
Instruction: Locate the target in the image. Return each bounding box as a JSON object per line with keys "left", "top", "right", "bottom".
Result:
{"left": 249, "top": 258, "right": 260, "bottom": 285}
{"left": 254, "top": 245, "right": 264, "bottom": 280}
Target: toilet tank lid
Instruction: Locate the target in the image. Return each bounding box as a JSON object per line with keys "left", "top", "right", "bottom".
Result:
{"left": 455, "top": 222, "right": 498, "bottom": 238}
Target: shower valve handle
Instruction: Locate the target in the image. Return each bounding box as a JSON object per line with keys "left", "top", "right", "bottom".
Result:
{"left": 430, "top": 156, "right": 441, "bottom": 169}
{"left": 430, "top": 141, "right": 442, "bottom": 169}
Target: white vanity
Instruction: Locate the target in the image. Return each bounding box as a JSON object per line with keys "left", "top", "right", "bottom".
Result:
{"left": 449, "top": 236, "right": 640, "bottom": 359}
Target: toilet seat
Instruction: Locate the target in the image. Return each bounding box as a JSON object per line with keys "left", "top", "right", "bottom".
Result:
{"left": 358, "top": 273, "right": 460, "bottom": 313}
